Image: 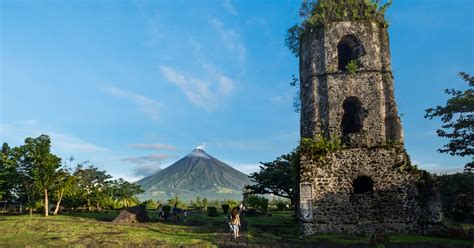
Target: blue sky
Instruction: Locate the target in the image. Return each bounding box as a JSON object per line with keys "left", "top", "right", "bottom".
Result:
{"left": 1, "top": 0, "right": 472, "bottom": 181}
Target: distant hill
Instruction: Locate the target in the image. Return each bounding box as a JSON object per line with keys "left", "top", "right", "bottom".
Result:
{"left": 136, "top": 148, "right": 252, "bottom": 202}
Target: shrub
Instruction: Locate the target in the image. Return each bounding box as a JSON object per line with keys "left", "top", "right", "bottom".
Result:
{"left": 276, "top": 202, "right": 287, "bottom": 211}
{"left": 222, "top": 204, "right": 230, "bottom": 214}
{"left": 141, "top": 199, "right": 158, "bottom": 209}
{"left": 439, "top": 172, "right": 474, "bottom": 223}
{"left": 207, "top": 207, "right": 218, "bottom": 217}
{"left": 225, "top": 199, "right": 238, "bottom": 209}
{"left": 260, "top": 198, "right": 269, "bottom": 212}
{"left": 246, "top": 195, "right": 269, "bottom": 212}
{"left": 162, "top": 205, "right": 171, "bottom": 215}
{"left": 167, "top": 194, "right": 185, "bottom": 209}
{"left": 345, "top": 59, "right": 358, "bottom": 74}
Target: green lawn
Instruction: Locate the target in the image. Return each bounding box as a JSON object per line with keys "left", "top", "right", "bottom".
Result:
{"left": 0, "top": 210, "right": 472, "bottom": 247}
{"left": 0, "top": 212, "right": 217, "bottom": 247}
{"left": 245, "top": 211, "right": 474, "bottom": 246}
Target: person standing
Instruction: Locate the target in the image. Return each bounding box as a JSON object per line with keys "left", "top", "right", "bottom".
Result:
{"left": 230, "top": 207, "right": 241, "bottom": 238}
{"left": 156, "top": 204, "right": 163, "bottom": 221}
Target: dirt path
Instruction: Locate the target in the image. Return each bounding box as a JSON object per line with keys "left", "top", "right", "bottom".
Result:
{"left": 215, "top": 218, "right": 472, "bottom": 248}
{"left": 217, "top": 217, "right": 250, "bottom": 247}
{"left": 216, "top": 218, "right": 320, "bottom": 248}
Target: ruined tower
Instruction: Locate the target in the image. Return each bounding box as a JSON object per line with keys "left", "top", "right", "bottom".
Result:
{"left": 297, "top": 2, "right": 439, "bottom": 234}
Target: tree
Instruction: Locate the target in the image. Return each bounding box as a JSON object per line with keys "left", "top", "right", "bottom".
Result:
{"left": 73, "top": 164, "right": 112, "bottom": 210}
{"left": 425, "top": 72, "right": 473, "bottom": 172}
{"left": 52, "top": 168, "right": 76, "bottom": 215}
{"left": 10, "top": 145, "right": 37, "bottom": 215}
{"left": 245, "top": 150, "right": 298, "bottom": 206}
{"left": 111, "top": 178, "right": 144, "bottom": 208}
{"left": 167, "top": 193, "right": 185, "bottom": 209}
{"left": 439, "top": 172, "right": 474, "bottom": 222}
{"left": 0, "top": 143, "right": 18, "bottom": 201}
{"left": 202, "top": 197, "right": 208, "bottom": 210}
{"left": 23, "top": 135, "right": 62, "bottom": 217}
{"left": 142, "top": 199, "right": 158, "bottom": 209}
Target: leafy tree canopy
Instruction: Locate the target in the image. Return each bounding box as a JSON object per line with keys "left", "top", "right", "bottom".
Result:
{"left": 245, "top": 150, "right": 298, "bottom": 205}
{"left": 286, "top": 0, "right": 392, "bottom": 57}
{"left": 425, "top": 72, "right": 474, "bottom": 172}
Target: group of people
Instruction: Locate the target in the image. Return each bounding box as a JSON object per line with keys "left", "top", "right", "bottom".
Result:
{"left": 156, "top": 204, "right": 187, "bottom": 221}
{"left": 155, "top": 202, "right": 245, "bottom": 239}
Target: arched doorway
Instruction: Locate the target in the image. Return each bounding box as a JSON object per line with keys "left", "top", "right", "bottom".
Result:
{"left": 353, "top": 176, "right": 374, "bottom": 194}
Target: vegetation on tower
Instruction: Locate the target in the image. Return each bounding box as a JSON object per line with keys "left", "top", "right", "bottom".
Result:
{"left": 286, "top": 0, "right": 392, "bottom": 57}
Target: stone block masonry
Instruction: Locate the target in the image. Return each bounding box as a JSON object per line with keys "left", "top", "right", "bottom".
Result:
{"left": 299, "top": 147, "right": 419, "bottom": 234}
{"left": 297, "top": 18, "right": 442, "bottom": 234}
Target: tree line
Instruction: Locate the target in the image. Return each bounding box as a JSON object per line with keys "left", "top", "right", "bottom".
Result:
{"left": 0, "top": 134, "right": 143, "bottom": 216}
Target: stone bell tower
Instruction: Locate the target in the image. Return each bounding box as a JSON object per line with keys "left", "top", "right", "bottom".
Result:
{"left": 296, "top": 11, "right": 439, "bottom": 234}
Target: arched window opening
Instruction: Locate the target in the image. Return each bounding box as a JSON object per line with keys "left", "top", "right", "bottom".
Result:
{"left": 337, "top": 35, "right": 365, "bottom": 71}
{"left": 341, "top": 97, "right": 365, "bottom": 135}
{"left": 353, "top": 176, "right": 373, "bottom": 194}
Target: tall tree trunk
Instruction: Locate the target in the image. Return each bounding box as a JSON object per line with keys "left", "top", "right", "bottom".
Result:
{"left": 27, "top": 184, "right": 33, "bottom": 216}
{"left": 44, "top": 188, "right": 49, "bottom": 217}
{"left": 53, "top": 189, "right": 64, "bottom": 215}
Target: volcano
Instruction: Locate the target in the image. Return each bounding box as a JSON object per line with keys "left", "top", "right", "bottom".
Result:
{"left": 136, "top": 148, "right": 252, "bottom": 201}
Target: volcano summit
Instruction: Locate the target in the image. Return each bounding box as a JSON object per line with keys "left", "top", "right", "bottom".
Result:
{"left": 136, "top": 148, "right": 252, "bottom": 201}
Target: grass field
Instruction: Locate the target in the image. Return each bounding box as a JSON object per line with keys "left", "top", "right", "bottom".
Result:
{"left": 0, "top": 210, "right": 473, "bottom": 247}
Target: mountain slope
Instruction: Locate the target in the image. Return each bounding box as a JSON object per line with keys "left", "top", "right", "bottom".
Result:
{"left": 136, "top": 148, "right": 252, "bottom": 201}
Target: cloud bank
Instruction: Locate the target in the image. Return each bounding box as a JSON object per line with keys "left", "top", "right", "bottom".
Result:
{"left": 103, "top": 86, "right": 162, "bottom": 121}
{"left": 160, "top": 66, "right": 234, "bottom": 110}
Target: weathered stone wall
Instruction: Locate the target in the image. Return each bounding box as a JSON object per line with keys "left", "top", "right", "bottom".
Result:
{"left": 299, "top": 147, "right": 420, "bottom": 234}
{"left": 298, "top": 19, "right": 441, "bottom": 235}
{"left": 326, "top": 72, "right": 386, "bottom": 146}
{"left": 299, "top": 21, "right": 404, "bottom": 146}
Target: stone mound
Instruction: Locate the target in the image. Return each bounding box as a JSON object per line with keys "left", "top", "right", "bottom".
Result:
{"left": 112, "top": 206, "right": 150, "bottom": 223}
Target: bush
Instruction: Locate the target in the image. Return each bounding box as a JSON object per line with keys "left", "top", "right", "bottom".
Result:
{"left": 142, "top": 199, "right": 158, "bottom": 209}
{"left": 276, "top": 202, "right": 287, "bottom": 211}
{"left": 225, "top": 199, "right": 238, "bottom": 209}
{"left": 167, "top": 194, "right": 185, "bottom": 209}
{"left": 260, "top": 199, "right": 269, "bottom": 212}
{"left": 246, "top": 195, "right": 269, "bottom": 212}
{"left": 207, "top": 206, "right": 218, "bottom": 217}
{"left": 162, "top": 205, "right": 171, "bottom": 215}
{"left": 439, "top": 172, "right": 474, "bottom": 223}
{"left": 222, "top": 204, "right": 230, "bottom": 214}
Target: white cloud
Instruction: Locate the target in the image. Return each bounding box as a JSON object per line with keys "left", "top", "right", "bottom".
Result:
{"left": 222, "top": 0, "right": 238, "bottom": 16}
{"left": 129, "top": 143, "right": 177, "bottom": 151}
{"left": 224, "top": 161, "right": 260, "bottom": 175}
{"left": 210, "top": 18, "right": 245, "bottom": 64}
{"left": 412, "top": 159, "right": 464, "bottom": 175}
{"left": 160, "top": 65, "right": 234, "bottom": 110}
{"left": 103, "top": 86, "right": 162, "bottom": 121}
{"left": 0, "top": 121, "right": 108, "bottom": 153}
{"left": 121, "top": 153, "right": 175, "bottom": 177}
{"left": 195, "top": 143, "right": 206, "bottom": 150}
{"left": 121, "top": 154, "right": 174, "bottom": 165}
{"left": 212, "top": 131, "right": 299, "bottom": 151}
{"left": 132, "top": 164, "right": 161, "bottom": 178}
